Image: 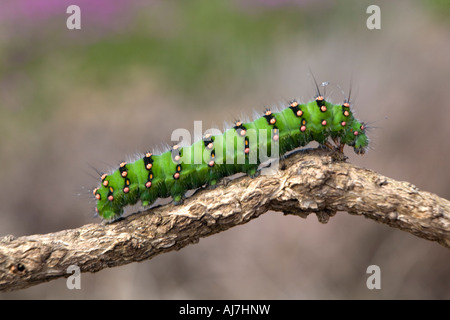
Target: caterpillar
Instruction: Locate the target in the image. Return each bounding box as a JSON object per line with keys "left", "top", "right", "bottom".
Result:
{"left": 92, "top": 86, "right": 369, "bottom": 221}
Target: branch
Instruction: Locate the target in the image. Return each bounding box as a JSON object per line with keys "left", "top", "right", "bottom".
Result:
{"left": 1, "top": 148, "right": 449, "bottom": 292}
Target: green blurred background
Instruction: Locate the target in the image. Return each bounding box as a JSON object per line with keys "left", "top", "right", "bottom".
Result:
{"left": 0, "top": 0, "right": 449, "bottom": 299}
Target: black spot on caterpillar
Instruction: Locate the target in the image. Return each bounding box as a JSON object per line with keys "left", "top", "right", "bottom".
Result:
{"left": 93, "top": 87, "right": 369, "bottom": 221}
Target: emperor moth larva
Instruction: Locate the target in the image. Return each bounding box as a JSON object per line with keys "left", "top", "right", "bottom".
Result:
{"left": 93, "top": 91, "right": 368, "bottom": 221}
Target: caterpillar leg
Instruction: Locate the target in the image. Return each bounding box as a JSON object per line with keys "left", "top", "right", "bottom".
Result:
{"left": 248, "top": 168, "right": 261, "bottom": 178}
{"left": 208, "top": 179, "right": 218, "bottom": 189}
{"left": 247, "top": 168, "right": 258, "bottom": 178}
{"left": 332, "top": 136, "right": 340, "bottom": 147}
{"left": 332, "top": 137, "right": 345, "bottom": 154}
{"left": 142, "top": 200, "right": 157, "bottom": 207}
{"left": 339, "top": 143, "right": 345, "bottom": 153}
{"left": 323, "top": 141, "right": 335, "bottom": 151}
{"left": 208, "top": 176, "right": 233, "bottom": 188}
{"left": 172, "top": 194, "right": 184, "bottom": 205}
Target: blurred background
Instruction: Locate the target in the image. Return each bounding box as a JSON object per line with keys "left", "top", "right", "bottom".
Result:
{"left": 0, "top": 0, "right": 449, "bottom": 299}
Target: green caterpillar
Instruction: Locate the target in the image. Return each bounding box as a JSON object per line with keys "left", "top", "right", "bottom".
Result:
{"left": 93, "top": 92, "right": 368, "bottom": 221}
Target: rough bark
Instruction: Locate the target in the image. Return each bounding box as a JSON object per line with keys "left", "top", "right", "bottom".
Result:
{"left": 1, "top": 148, "right": 449, "bottom": 292}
